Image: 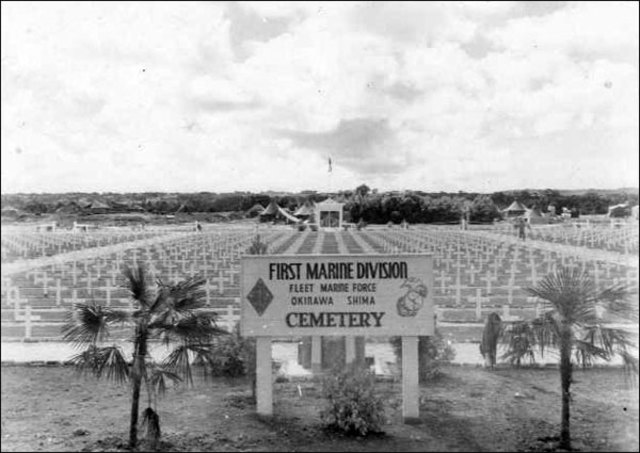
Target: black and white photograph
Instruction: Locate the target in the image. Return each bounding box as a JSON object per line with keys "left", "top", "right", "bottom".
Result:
{"left": 1, "top": 1, "right": 638, "bottom": 451}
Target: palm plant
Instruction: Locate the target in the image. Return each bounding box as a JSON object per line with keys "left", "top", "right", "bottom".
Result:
{"left": 62, "top": 263, "right": 228, "bottom": 449}
{"left": 500, "top": 266, "right": 638, "bottom": 450}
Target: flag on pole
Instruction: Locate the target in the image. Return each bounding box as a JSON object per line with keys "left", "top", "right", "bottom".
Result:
{"left": 328, "top": 157, "right": 332, "bottom": 173}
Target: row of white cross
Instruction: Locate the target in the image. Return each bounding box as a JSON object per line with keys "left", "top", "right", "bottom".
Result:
{"left": 2, "top": 224, "right": 638, "bottom": 340}
{"left": 2, "top": 226, "right": 284, "bottom": 338}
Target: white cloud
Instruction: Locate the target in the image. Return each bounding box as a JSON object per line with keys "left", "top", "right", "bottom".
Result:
{"left": 489, "top": 1, "right": 638, "bottom": 62}
{"left": 1, "top": 1, "right": 638, "bottom": 193}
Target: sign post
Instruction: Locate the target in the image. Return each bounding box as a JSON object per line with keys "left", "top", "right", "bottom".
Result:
{"left": 256, "top": 337, "right": 272, "bottom": 416}
{"left": 311, "top": 336, "right": 322, "bottom": 373}
{"left": 402, "top": 336, "right": 419, "bottom": 421}
{"left": 241, "top": 254, "right": 433, "bottom": 422}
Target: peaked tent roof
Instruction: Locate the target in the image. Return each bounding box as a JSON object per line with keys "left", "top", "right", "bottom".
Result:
{"left": 77, "top": 198, "right": 93, "bottom": 209}
{"left": 247, "top": 203, "right": 265, "bottom": 213}
{"left": 260, "top": 200, "right": 280, "bottom": 216}
{"left": 503, "top": 201, "right": 528, "bottom": 212}
{"left": 294, "top": 200, "right": 315, "bottom": 216}
{"left": 89, "top": 200, "right": 110, "bottom": 210}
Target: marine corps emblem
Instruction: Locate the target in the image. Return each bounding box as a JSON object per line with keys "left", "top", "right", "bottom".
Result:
{"left": 396, "top": 277, "right": 428, "bottom": 317}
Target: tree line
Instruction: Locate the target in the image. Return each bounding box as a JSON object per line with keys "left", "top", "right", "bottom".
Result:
{"left": 1, "top": 187, "right": 637, "bottom": 223}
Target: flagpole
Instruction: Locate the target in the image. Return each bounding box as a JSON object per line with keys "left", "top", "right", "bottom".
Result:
{"left": 328, "top": 156, "right": 333, "bottom": 196}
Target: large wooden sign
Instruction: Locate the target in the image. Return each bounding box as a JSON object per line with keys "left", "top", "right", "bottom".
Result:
{"left": 241, "top": 254, "right": 434, "bottom": 337}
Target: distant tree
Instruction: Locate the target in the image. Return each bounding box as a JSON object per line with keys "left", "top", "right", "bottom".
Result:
{"left": 399, "top": 194, "right": 421, "bottom": 223}
{"left": 469, "top": 195, "right": 501, "bottom": 223}
{"left": 430, "top": 196, "right": 462, "bottom": 223}
{"left": 355, "top": 184, "right": 371, "bottom": 199}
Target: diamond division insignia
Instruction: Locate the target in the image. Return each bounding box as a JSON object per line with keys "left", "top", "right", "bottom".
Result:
{"left": 247, "top": 278, "right": 273, "bottom": 316}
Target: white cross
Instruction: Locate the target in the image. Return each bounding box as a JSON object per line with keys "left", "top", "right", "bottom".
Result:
{"left": 468, "top": 265, "right": 478, "bottom": 285}
{"left": 435, "top": 273, "right": 451, "bottom": 294}
{"left": 98, "top": 286, "right": 113, "bottom": 307}
{"left": 15, "top": 306, "right": 42, "bottom": 339}
{"left": 507, "top": 278, "right": 516, "bottom": 305}
{"left": 481, "top": 271, "right": 495, "bottom": 295}
{"left": 449, "top": 276, "right": 465, "bottom": 306}
{"left": 471, "top": 289, "right": 489, "bottom": 321}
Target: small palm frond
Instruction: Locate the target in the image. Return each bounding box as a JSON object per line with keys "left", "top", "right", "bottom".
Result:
{"left": 162, "top": 345, "right": 194, "bottom": 386}
{"left": 154, "top": 312, "right": 228, "bottom": 344}
{"left": 62, "top": 303, "right": 113, "bottom": 347}
{"left": 578, "top": 324, "right": 637, "bottom": 358}
{"left": 163, "top": 275, "right": 208, "bottom": 312}
{"left": 530, "top": 312, "right": 561, "bottom": 357}
{"left": 598, "top": 284, "right": 638, "bottom": 323}
{"left": 96, "top": 345, "right": 130, "bottom": 384}
{"left": 67, "top": 345, "right": 129, "bottom": 384}
{"left": 161, "top": 342, "right": 219, "bottom": 386}
{"left": 149, "top": 366, "right": 183, "bottom": 397}
{"left": 187, "top": 343, "right": 216, "bottom": 367}
{"left": 148, "top": 286, "right": 169, "bottom": 314}
{"left": 527, "top": 266, "right": 596, "bottom": 322}
{"left": 573, "top": 340, "right": 609, "bottom": 367}
{"left": 104, "top": 309, "right": 131, "bottom": 325}
{"left": 122, "top": 263, "right": 152, "bottom": 308}
{"left": 67, "top": 345, "right": 103, "bottom": 376}
{"left": 616, "top": 349, "right": 640, "bottom": 387}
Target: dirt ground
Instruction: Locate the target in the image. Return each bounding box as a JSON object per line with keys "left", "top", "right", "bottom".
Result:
{"left": 1, "top": 364, "right": 638, "bottom": 452}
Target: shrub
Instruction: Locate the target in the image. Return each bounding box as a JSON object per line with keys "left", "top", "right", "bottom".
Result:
{"left": 389, "top": 330, "right": 456, "bottom": 382}
{"left": 209, "top": 324, "right": 256, "bottom": 378}
{"left": 247, "top": 234, "right": 268, "bottom": 255}
{"left": 500, "top": 320, "right": 536, "bottom": 367}
{"left": 320, "top": 365, "right": 386, "bottom": 436}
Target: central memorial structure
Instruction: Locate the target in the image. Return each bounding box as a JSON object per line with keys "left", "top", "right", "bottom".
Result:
{"left": 241, "top": 253, "right": 434, "bottom": 422}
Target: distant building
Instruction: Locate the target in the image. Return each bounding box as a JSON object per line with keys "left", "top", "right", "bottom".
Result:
{"left": 88, "top": 200, "right": 111, "bottom": 214}
{"left": 259, "top": 200, "right": 300, "bottom": 224}
{"left": 607, "top": 203, "right": 632, "bottom": 218}
{"left": 314, "top": 198, "right": 344, "bottom": 229}
{"left": 502, "top": 201, "right": 527, "bottom": 218}
{"left": 524, "top": 207, "right": 548, "bottom": 225}
{"left": 293, "top": 200, "right": 315, "bottom": 220}
{"left": 259, "top": 197, "right": 345, "bottom": 229}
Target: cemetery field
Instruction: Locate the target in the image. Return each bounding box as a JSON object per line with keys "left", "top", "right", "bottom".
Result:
{"left": 1, "top": 364, "right": 638, "bottom": 452}
{"left": 2, "top": 221, "right": 638, "bottom": 345}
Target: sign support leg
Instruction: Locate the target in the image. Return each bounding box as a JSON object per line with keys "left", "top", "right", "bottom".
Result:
{"left": 345, "top": 336, "right": 355, "bottom": 364}
{"left": 256, "top": 337, "right": 272, "bottom": 416}
{"left": 402, "top": 336, "right": 420, "bottom": 423}
{"left": 311, "top": 336, "right": 322, "bottom": 373}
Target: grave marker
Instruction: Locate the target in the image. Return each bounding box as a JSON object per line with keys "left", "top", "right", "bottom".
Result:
{"left": 15, "top": 305, "right": 41, "bottom": 339}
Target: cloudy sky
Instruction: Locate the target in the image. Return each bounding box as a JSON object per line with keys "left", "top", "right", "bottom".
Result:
{"left": 1, "top": 1, "right": 638, "bottom": 194}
